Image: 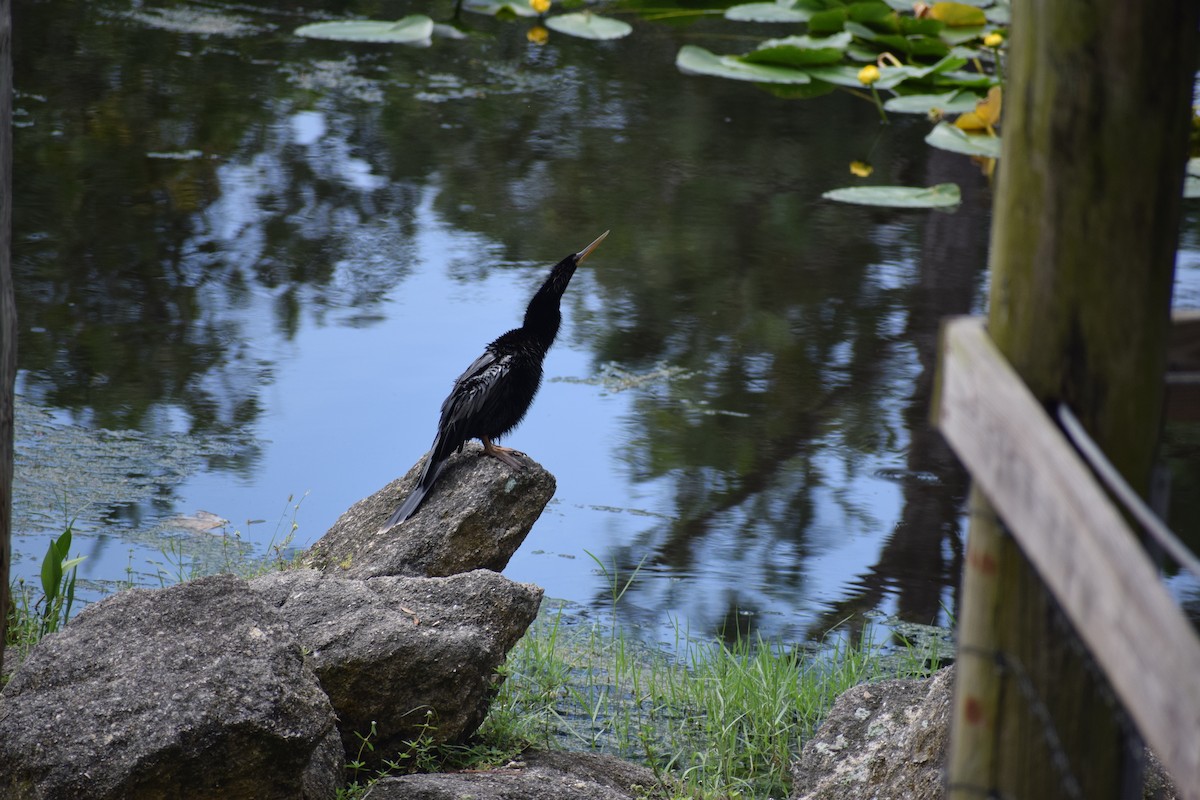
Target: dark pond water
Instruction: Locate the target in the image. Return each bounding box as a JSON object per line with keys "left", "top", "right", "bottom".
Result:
{"left": 11, "top": 0, "right": 1200, "bottom": 645}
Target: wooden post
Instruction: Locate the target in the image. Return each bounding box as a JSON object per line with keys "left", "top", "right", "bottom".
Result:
{"left": 945, "top": 0, "right": 1199, "bottom": 797}
{"left": 0, "top": 0, "right": 13, "bottom": 679}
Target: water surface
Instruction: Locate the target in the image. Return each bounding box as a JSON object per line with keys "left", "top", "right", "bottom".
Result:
{"left": 11, "top": 0, "right": 1198, "bottom": 643}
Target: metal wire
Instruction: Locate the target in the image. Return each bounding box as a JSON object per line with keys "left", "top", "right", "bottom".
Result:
{"left": 1056, "top": 404, "right": 1200, "bottom": 578}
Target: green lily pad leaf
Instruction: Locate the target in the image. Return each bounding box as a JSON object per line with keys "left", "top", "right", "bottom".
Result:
{"left": 462, "top": 0, "right": 537, "bottom": 18}
{"left": 823, "top": 183, "right": 962, "bottom": 208}
{"left": 847, "top": 1, "right": 897, "bottom": 27}
{"left": 929, "top": 68, "right": 997, "bottom": 88}
{"left": 929, "top": 2, "right": 987, "bottom": 26}
{"left": 743, "top": 33, "right": 852, "bottom": 67}
{"left": 825, "top": 181, "right": 964, "bottom": 206}
{"left": 869, "top": 56, "right": 966, "bottom": 90}
{"left": 900, "top": 16, "right": 944, "bottom": 36}
{"left": 804, "top": 64, "right": 869, "bottom": 87}
{"left": 676, "top": 44, "right": 811, "bottom": 84}
{"left": 725, "top": 2, "right": 812, "bottom": 23}
{"left": 884, "top": 90, "right": 982, "bottom": 114}
{"left": 925, "top": 121, "right": 1002, "bottom": 157}
{"left": 939, "top": 25, "right": 986, "bottom": 45}
{"left": 809, "top": 7, "right": 850, "bottom": 34}
{"left": 295, "top": 15, "right": 435, "bottom": 43}
{"left": 545, "top": 12, "right": 632, "bottom": 40}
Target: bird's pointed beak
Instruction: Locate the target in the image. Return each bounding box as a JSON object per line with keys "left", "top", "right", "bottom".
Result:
{"left": 575, "top": 230, "right": 609, "bottom": 264}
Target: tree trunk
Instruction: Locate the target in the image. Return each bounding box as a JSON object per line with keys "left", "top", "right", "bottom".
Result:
{"left": 0, "top": 0, "right": 14, "bottom": 680}
{"left": 947, "top": 0, "right": 1199, "bottom": 797}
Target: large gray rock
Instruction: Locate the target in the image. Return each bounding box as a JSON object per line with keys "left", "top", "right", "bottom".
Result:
{"left": 0, "top": 574, "right": 342, "bottom": 800}
{"left": 250, "top": 567, "right": 543, "bottom": 767}
{"left": 792, "top": 666, "right": 1179, "bottom": 800}
{"left": 302, "top": 442, "right": 556, "bottom": 579}
{"left": 368, "top": 750, "right": 665, "bottom": 799}
{"left": 791, "top": 667, "right": 953, "bottom": 800}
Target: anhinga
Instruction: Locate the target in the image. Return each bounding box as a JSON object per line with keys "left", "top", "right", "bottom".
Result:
{"left": 383, "top": 230, "right": 609, "bottom": 528}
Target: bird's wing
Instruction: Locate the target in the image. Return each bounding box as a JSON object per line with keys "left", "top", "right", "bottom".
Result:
{"left": 440, "top": 348, "right": 513, "bottom": 435}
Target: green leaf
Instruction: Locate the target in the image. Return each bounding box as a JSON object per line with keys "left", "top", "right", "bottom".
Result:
{"left": 929, "top": 2, "right": 987, "bottom": 26}
{"left": 742, "top": 33, "right": 852, "bottom": 68}
{"left": 676, "top": 45, "right": 812, "bottom": 84}
{"left": 883, "top": 90, "right": 982, "bottom": 114}
{"left": 545, "top": 13, "right": 632, "bottom": 40}
{"left": 804, "top": 64, "right": 869, "bottom": 87}
{"left": 808, "top": 7, "right": 850, "bottom": 34}
{"left": 41, "top": 539, "right": 63, "bottom": 603}
{"left": 294, "top": 15, "right": 435, "bottom": 44}
{"left": 724, "top": 2, "right": 812, "bottom": 23}
{"left": 925, "top": 121, "right": 1002, "bottom": 157}
{"left": 822, "top": 183, "right": 962, "bottom": 208}
{"left": 939, "top": 25, "right": 986, "bottom": 45}
{"left": 847, "top": 1, "right": 897, "bottom": 28}
{"left": 56, "top": 526, "right": 73, "bottom": 558}
{"left": 462, "top": 0, "right": 538, "bottom": 18}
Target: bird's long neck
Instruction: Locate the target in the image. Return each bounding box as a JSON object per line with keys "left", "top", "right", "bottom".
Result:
{"left": 521, "top": 257, "right": 575, "bottom": 350}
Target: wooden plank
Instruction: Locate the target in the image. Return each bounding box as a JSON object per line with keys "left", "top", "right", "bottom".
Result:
{"left": 934, "top": 316, "right": 1200, "bottom": 798}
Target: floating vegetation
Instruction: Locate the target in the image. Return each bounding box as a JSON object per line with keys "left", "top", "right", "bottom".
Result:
{"left": 543, "top": 13, "right": 633, "bottom": 41}
{"left": 822, "top": 182, "right": 962, "bottom": 208}
{"left": 11, "top": 396, "right": 255, "bottom": 545}
{"left": 286, "top": 58, "right": 386, "bottom": 103}
{"left": 556, "top": 362, "right": 693, "bottom": 393}
{"left": 124, "top": 6, "right": 267, "bottom": 37}
{"left": 294, "top": 15, "right": 435, "bottom": 46}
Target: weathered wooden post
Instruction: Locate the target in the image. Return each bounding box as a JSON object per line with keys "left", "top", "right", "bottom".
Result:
{"left": 945, "top": 0, "right": 1199, "bottom": 797}
{"left": 0, "top": 0, "right": 14, "bottom": 679}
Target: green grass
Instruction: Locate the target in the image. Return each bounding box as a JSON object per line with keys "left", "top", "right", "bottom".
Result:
{"left": 475, "top": 605, "right": 946, "bottom": 799}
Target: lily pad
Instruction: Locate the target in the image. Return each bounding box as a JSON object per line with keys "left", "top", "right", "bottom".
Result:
{"left": 462, "top": 0, "right": 538, "bottom": 18}
{"left": 928, "top": 2, "right": 987, "bottom": 26}
{"left": 884, "top": 90, "right": 981, "bottom": 114}
{"left": 295, "top": 15, "right": 434, "bottom": 44}
{"left": 676, "top": 44, "right": 811, "bottom": 84}
{"left": 742, "top": 33, "right": 852, "bottom": 68}
{"left": 925, "top": 120, "right": 1002, "bottom": 157}
{"left": 545, "top": 13, "right": 632, "bottom": 40}
{"left": 822, "top": 183, "right": 962, "bottom": 208}
{"left": 725, "top": 2, "right": 813, "bottom": 22}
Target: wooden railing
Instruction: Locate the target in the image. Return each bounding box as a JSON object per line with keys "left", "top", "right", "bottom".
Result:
{"left": 933, "top": 315, "right": 1200, "bottom": 799}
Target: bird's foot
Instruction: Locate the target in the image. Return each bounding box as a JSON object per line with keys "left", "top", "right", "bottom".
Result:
{"left": 482, "top": 438, "right": 528, "bottom": 470}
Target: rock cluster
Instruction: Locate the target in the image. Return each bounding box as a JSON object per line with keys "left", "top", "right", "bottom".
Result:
{"left": 0, "top": 446, "right": 554, "bottom": 799}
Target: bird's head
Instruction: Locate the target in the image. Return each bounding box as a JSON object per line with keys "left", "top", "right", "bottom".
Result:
{"left": 524, "top": 230, "right": 609, "bottom": 341}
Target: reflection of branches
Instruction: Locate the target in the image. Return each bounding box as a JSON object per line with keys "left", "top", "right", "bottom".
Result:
{"left": 808, "top": 150, "right": 989, "bottom": 639}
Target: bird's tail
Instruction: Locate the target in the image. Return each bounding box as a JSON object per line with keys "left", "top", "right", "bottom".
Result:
{"left": 381, "top": 433, "right": 452, "bottom": 529}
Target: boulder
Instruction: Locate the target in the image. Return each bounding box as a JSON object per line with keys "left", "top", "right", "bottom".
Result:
{"left": 250, "top": 567, "right": 542, "bottom": 767}
{"left": 302, "top": 442, "right": 556, "bottom": 579}
{"left": 0, "top": 574, "right": 342, "bottom": 800}
{"left": 791, "top": 665, "right": 1179, "bottom": 800}
{"left": 791, "top": 667, "right": 953, "bottom": 800}
{"left": 368, "top": 750, "right": 665, "bottom": 799}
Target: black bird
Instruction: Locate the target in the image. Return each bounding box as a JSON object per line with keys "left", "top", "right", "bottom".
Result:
{"left": 383, "top": 230, "right": 609, "bottom": 528}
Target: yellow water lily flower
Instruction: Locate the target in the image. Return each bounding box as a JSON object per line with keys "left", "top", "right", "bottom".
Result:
{"left": 530, "top": 0, "right": 551, "bottom": 13}
{"left": 858, "top": 65, "right": 881, "bottom": 86}
{"left": 527, "top": 25, "right": 549, "bottom": 45}
{"left": 983, "top": 32, "right": 1003, "bottom": 47}
{"left": 849, "top": 161, "right": 873, "bottom": 178}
